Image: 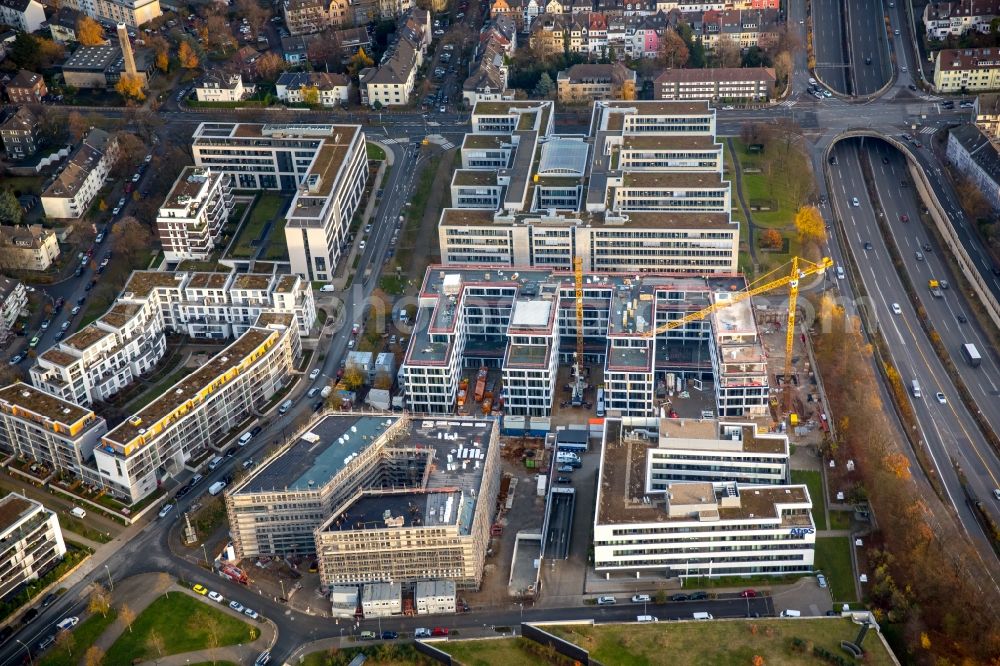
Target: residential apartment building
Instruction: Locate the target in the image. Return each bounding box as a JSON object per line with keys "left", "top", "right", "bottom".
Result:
{"left": 50, "top": 6, "right": 81, "bottom": 43}
{"left": 41, "top": 129, "right": 119, "bottom": 220}
{"left": 946, "top": 124, "right": 1000, "bottom": 211}
{"left": 557, "top": 63, "right": 636, "bottom": 103}
{"left": 276, "top": 72, "right": 351, "bottom": 107}
{"left": 592, "top": 418, "right": 814, "bottom": 578}
{"left": 31, "top": 270, "right": 316, "bottom": 407}
{"left": 228, "top": 416, "right": 501, "bottom": 593}
{"left": 359, "top": 39, "right": 418, "bottom": 107}
{"left": 0, "top": 278, "right": 26, "bottom": 339}
{"left": 72, "top": 0, "right": 162, "bottom": 27}
{"left": 156, "top": 167, "right": 235, "bottom": 261}
{"left": 195, "top": 71, "right": 252, "bottom": 102}
{"left": 0, "top": 225, "right": 61, "bottom": 272}
{"left": 975, "top": 91, "right": 1000, "bottom": 139}
{"left": 923, "top": 0, "right": 1000, "bottom": 39}
{"left": 655, "top": 67, "right": 776, "bottom": 101}
{"left": 95, "top": 313, "right": 300, "bottom": 502}
{"left": 402, "top": 266, "right": 770, "bottom": 423}
{"left": 933, "top": 47, "right": 1000, "bottom": 92}
{"left": 0, "top": 383, "right": 108, "bottom": 481}
{"left": 0, "top": 494, "right": 66, "bottom": 602}
{"left": 4, "top": 70, "right": 46, "bottom": 104}
{"left": 0, "top": 106, "right": 38, "bottom": 159}
{"left": 283, "top": 0, "right": 330, "bottom": 35}
{"left": 0, "top": 0, "right": 45, "bottom": 34}
{"left": 439, "top": 100, "right": 738, "bottom": 275}
{"left": 462, "top": 14, "right": 516, "bottom": 105}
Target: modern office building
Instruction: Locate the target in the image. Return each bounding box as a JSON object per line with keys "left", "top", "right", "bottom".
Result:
{"left": 0, "top": 494, "right": 67, "bottom": 602}
{"left": 73, "top": 0, "right": 162, "bottom": 27}
{"left": 94, "top": 313, "right": 300, "bottom": 502}
{"left": 0, "top": 383, "right": 108, "bottom": 482}
{"left": 401, "top": 266, "right": 769, "bottom": 422}
{"left": 156, "top": 167, "right": 235, "bottom": 261}
{"left": 41, "top": 129, "right": 119, "bottom": 220}
{"left": 189, "top": 122, "right": 368, "bottom": 282}
{"left": 227, "top": 415, "right": 501, "bottom": 590}
{"left": 593, "top": 418, "right": 814, "bottom": 578}
{"left": 31, "top": 270, "right": 315, "bottom": 407}
{"left": 654, "top": 67, "right": 776, "bottom": 101}
{"left": 439, "top": 100, "right": 738, "bottom": 274}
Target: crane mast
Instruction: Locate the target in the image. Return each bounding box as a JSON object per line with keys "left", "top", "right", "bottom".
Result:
{"left": 573, "top": 256, "right": 586, "bottom": 405}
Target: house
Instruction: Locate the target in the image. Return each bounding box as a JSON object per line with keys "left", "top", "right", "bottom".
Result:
{"left": 283, "top": 0, "right": 330, "bottom": 35}
{"left": 0, "top": 224, "right": 60, "bottom": 271}
{"left": 334, "top": 26, "right": 372, "bottom": 60}
{"left": 557, "top": 62, "right": 636, "bottom": 102}
{"left": 462, "top": 14, "right": 516, "bottom": 105}
{"left": 195, "top": 70, "right": 253, "bottom": 102}
{"left": 0, "top": 106, "right": 39, "bottom": 159}
{"left": 49, "top": 6, "right": 82, "bottom": 43}
{"left": 41, "top": 129, "right": 119, "bottom": 219}
{"left": 360, "top": 38, "right": 418, "bottom": 107}
{"left": 0, "top": 0, "right": 46, "bottom": 34}
{"left": 655, "top": 67, "right": 776, "bottom": 100}
{"left": 946, "top": 123, "right": 1000, "bottom": 211}
{"left": 232, "top": 46, "right": 262, "bottom": 78}
{"left": 934, "top": 47, "right": 1000, "bottom": 92}
{"left": 4, "top": 70, "right": 47, "bottom": 104}
{"left": 0, "top": 278, "right": 26, "bottom": 337}
{"left": 276, "top": 71, "right": 350, "bottom": 106}
{"left": 923, "top": 0, "right": 1000, "bottom": 39}
{"left": 975, "top": 92, "right": 1000, "bottom": 140}
{"left": 281, "top": 33, "right": 320, "bottom": 64}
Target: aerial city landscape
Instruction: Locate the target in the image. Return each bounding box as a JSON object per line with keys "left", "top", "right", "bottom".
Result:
{"left": 0, "top": 0, "right": 997, "bottom": 663}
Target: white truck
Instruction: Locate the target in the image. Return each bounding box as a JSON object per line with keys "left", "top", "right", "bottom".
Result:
{"left": 209, "top": 481, "right": 227, "bottom": 496}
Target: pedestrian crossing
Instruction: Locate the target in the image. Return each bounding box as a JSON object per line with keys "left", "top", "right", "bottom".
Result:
{"left": 777, "top": 100, "right": 798, "bottom": 108}
{"left": 918, "top": 126, "right": 936, "bottom": 135}
{"left": 424, "top": 134, "right": 456, "bottom": 150}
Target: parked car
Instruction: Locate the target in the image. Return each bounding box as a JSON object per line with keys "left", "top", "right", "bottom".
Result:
{"left": 193, "top": 584, "right": 208, "bottom": 595}
{"left": 432, "top": 627, "right": 449, "bottom": 636}
{"left": 208, "top": 591, "right": 224, "bottom": 602}
{"left": 230, "top": 601, "right": 245, "bottom": 613}
{"left": 244, "top": 607, "right": 259, "bottom": 620}
{"left": 739, "top": 589, "right": 757, "bottom": 598}
{"left": 309, "top": 368, "right": 321, "bottom": 380}
{"left": 816, "top": 574, "right": 828, "bottom": 588}
{"left": 381, "top": 631, "right": 398, "bottom": 640}
{"left": 415, "top": 628, "right": 432, "bottom": 638}
{"left": 56, "top": 617, "right": 79, "bottom": 630}
{"left": 158, "top": 503, "right": 174, "bottom": 518}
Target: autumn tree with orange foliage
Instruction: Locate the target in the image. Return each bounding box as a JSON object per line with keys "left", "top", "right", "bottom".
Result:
{"left": 114, "top": 73, "right": 146, "bottom": 102}
{"left": 178, "top": 40, "right": 199, "bottom": 69}
{"left": 76, "top": 16, "right": 105, "bottom": 46}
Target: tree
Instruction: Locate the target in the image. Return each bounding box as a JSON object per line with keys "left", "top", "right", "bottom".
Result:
{"left": 347, "top": 48, "right": 375, "bottom": 77}
{"left": 773, "top": 51, "right": 793, "bottom": 91}
{"left": 84, "top": 646, "right": 105, "bottom": 666}
{"left": 955, "top": 176, "right": 992, "bottom": 220}
{"left": 676, "top": 23, "right": 705, "bottom": 68}
{"left": 715, "top": 37, "right": 742, "bottom": 68}
{"left": 88, "top": 583, "right": 111, "bottom": 617}
{"left": 533, "top": 72, "right": 555, "bottom": 98}
{"left": 206, "top": 15, "right": 235, "bottom": 52}
{"left": 112, "top": 216, "right": 153, "bottom": 266}
{"left": 178, "top": 40, "right": 199, "bottom": 69}
{"left": 236, "top": 0, "right": 270, "bottom": 37}
{"left": 658, "top": 28, "right": 689, "bottom": 68}
{"left": 146, "top": 628, "right": 165, "bottom": 657}
{"left": 9, "top": 33, "right": 40, "bottom": 70}
{"left": 55, "top": 628, "right": 75, "bottom": 656}
{"left": 120, "top": 602, "right": 136, "bottom": 633}
{"left": 67, "top": 111, "right": 92, "bottom": 143}
{"left": 742, "top": 46, "right": 766, "bottom": 68}
{"left": 111, "top": 132, "right": 147, "bottom": 179}
{"left": 308, "top": 29, "right": 343, "bottom": 69}
{"left": 794, "top": 206, "right": 826, "bottom": 247}
{"left": 36, "top": 106, "right": 67, "bottom": 144}
{"left": 760, "top": 228, "right": 782, "bottom": 249}
{"left": 0, "top": 190, "right": 23, "bottom": 226}
{"left": 301, "top": 85, "right": 320, "bottom": 106}
{"left": 341, "top": 366, "right": 365, "bottom": 391}
{"left": 620, "top": 79, "right": 636, "bottom": 101}
{"left": 77, "top": 15, "right": 106, "bottom": 46}
{"left": 255, "top": 51, "right": 288, "bottom": 82}
{"left": 373, "top": 372, "right": 393, "bottom": 390}
{"left": 36, "top": 37, "right": 65, "bottom": 68}
{"left": 115, "top": 73, "right": 146, "bottom": 102}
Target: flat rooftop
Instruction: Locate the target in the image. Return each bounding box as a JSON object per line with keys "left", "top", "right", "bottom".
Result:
{"left": 187, "top": 272, "right": 230, "bottom": 290}
{"left": 621, "top": 135, "right": 721, "bottom": 151}
{"left": 0, "top": 494, "right": 37, "bottom": 534}
{"left": 620, "top": 172, "right": 727, "bottom": 189}
{"left": 598, "top": 100, "right": 713, "bottom": 116}
{"left": 104, "top": 328, "right": 277, "bottom": 449}
{"left": 239, "top": 415, "right": 397, "bottom": 493}
{"left": 124, "top": 271, "right": 185, "bottom": 298}
{"left": 0, "top": 382, "right": 93, "bottom": 426}
{"left": 233, "top": 274, "right": 273, "bottom": 291}
{"left": 657, "top": 419, "right": 788, "bottom": 455}
{"left": 161, "top": 167, "right": 224, "bottom": 210}
{"left": 99, "top": 302, "right": 142, "bottom": 329}
{"left": 62, "top": 324, "right": 113, "bottom": 351}
{"left": 326, "top": 490, "right": 463, "bottom": 531}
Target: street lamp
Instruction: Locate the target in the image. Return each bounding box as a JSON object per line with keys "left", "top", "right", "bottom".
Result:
{"left": 105, "top": 564, "right": 114, "bottom": 591}
{"left": 15, "top": 639, "right": 33, "bottom": 666}
{"left": 201, "top": 543, "right": 209, "bottom": 565}
{"left": 279, "top": 579, "right": 286, "bottom": 600}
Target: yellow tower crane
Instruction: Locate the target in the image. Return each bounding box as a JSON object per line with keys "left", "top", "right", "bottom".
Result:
{"left": 642, "top": 256, "right": 833, "bottom": 414}
{"left": 572, "top": 256, "right": 586, "bottom": 404}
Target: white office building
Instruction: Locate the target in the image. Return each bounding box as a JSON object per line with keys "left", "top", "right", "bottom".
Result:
{"left": 156, "top": 167, "right": 234, "bottom": 261}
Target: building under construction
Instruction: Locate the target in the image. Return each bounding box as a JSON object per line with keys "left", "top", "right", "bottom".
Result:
{"left": 226, "top": 415, "right": 501, "bottom": 591}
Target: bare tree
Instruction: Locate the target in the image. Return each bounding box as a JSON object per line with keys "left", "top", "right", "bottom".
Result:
{"left": 84, "top": 645, "right": 106, "bottom": 666}
{"left": 120, "top": 602, "right": 136, "bottom": 634}
{"left": 54, "top": 628, "right": 74, "bottom": 656}
{"left": 146, "top": 629, "right": 166, "bottom": 659}
{"left": 714, "top": 37, "right": 742, "bottom": 68}
{"left": 89, "top": 584, "right": 111, "bottom": 618}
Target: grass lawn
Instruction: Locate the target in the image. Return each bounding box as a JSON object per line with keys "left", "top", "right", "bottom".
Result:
{"left": 681, "top": 573, "right": 806, "bottom": 590}
{"left": 367, "top": 142, "right": 387, "bottom": 160}
{"left": 39, "top": 609, "right": 118, "bottom": 666}
{"left": 791, "top": 469, "right": 827, "bottom": 530}
{"left": 176, "top": 260, "right": 229, "bottom": 271}
{"left": 59, "top": 515, "right": 112, "bottom": 544}
{"left": 547, "top": 618, "right": 896, "bottom": 666}
{"left": 378, "top": 274, "right": 406, "bottom": 295}
{"left": 128, "top": 367, "right": 190, "bottom": 411}
{"left": 815, "top": 537, "right": 857, "bottom": 603}
{"left": 230, "top": 193, "right": 286, "bottom": 259}
{"left": 2, "top": 176, "right": 44, "bottom": 196}
{"left": 442, "top": 638, "right": 559, "bottom": 666}
{"left": 262, "top": 218, "right": 288, "bottom": 261}
{"left": 829, "top": 510, "right": 852, "bottom": 530}
{"left": 302, "top": 644, "right": 436, "bottom": 666}
{"left": 105, "top": 593, "right": 257, "bottom": 664}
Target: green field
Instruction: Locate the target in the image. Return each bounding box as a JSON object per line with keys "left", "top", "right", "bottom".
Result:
{"left": 443, "top": 637, "right": 562, "bottom": 666}
{"left": 546, "top": 618, "right": 895, "bottom": 666}
{"left": 791, "top": 469, "right": 827, "bottom": 530}
{"left": 39, "top": 609, "right": 118, "bottom": 666}
{"left": 230, "top": 193, "right": 286, "bottom": 259}
{"left": 366, "top": 142, "right": 387, "bottom": 161}
{"left": 815, "top": 537, "right": 857, "bottom": 603}
{"left": 104, "top": 593, "right": 257, "bottom": 664}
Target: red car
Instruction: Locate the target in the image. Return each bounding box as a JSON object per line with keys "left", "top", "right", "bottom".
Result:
{"left": 431, "top": 627, "right": 449, "bottom": 637}
{"left": 739, "top": 589, "right": 757, "bottom": 598}
{"left": 900, "top": 214, "right": 909, "bottom": 223}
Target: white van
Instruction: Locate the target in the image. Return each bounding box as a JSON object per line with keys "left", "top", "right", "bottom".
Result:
{"left": 692, "top": 612, "right": 714, "bottom": 620}
{"left": 70, "top": 507, "right": 87, "bottom": 519}
{"left": 278, "top": 399, "right": 293, "bottom": 415}
{"left": 596, "top": 596, "right": 617, "bottom": 605}
{"left": 636, "top": 615, "right": 658, "bottom": 623}
{"left": 631, "top": 594, "right": 651, "bottom": 603}
{"left": 319, "top": 285, "right": 336, "bottom": 292}
{"left": 207, "top": 456, "right": 223, "bottom": 471}
{"left": 596, "top": 388, "right": 606, "bottom": 417}
{"left": 911, "top": 380, "right": 922, "bottom": 398}
{"left": 238, "top": 432, "right": 253, "bottom": 446}
{"left": 780, "top": 609, "right": 801, "bottom": 617}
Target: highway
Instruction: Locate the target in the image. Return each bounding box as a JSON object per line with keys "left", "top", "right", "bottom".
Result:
{"left": 844, "top": 0, "right": 892, "bottom": 96}
{"left": 827, "top": 139, "right": 1000, "bottom": 557}
{"left": 810, "top": 0, "right": 848, "bottom": 94}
